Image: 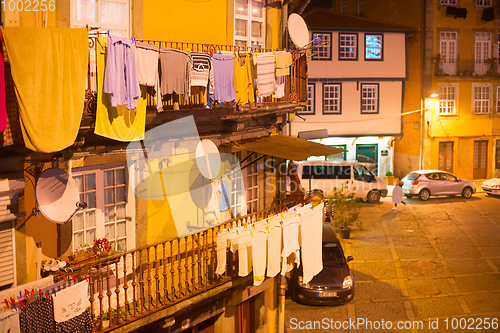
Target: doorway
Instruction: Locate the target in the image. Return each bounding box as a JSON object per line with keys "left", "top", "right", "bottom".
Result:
{"left": 473, "top": 140, "right": 488, "bottom": 179}
{"left": 439, "top": 141, "right": 454, "bottom": 173}
{"left": 356, "top": 144, "right": 378, "bottom": 175}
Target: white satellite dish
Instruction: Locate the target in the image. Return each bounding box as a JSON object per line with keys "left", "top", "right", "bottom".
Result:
{"left": 35, "top": 168, "right": 84, "bottom": 224}
{"left": 288, "top": 13, "right": 310, "bottom": 49}
{"left": 195, "top": 139, "right": 221, "bottom": 180}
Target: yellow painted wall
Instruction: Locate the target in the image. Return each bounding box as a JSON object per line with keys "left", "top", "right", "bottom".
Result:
{"left": 2, "top": 2, "right": 57, "bottom": 28}
{"left": 142, "top": 0, "right": 228, "bottom": 44}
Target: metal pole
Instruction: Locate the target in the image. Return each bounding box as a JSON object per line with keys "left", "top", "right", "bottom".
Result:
{"left": 419, "top": 0, "right": 426, "bottom": 170}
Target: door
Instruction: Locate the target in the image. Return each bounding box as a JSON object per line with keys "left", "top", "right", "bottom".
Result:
{"left": 438, "top": 142, "right": 454, "bottom": 173}
{"left": 440, "top": 31, "right": 457, "bottom": 75}
{"left": 473, "top": 140, "right": 488, "bottom": 179}
{"left": 475, "top": 32, "right": 491, "bottom": 75}
{"left": 356, "top": 144, "right": 378, "bottom": 175}
{"left": 439, "top": 173, "right": 462, "bottom": 195}
{"left": 236, "top": 298, "right": 254, "bottom": 333}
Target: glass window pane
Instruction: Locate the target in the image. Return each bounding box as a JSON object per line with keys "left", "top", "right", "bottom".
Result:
{"left": 86, "top": 229, "right": 95, "bottom": 244}
{"left": 74, "top": 232, "right": 84, "bottom": 250}
{"left": 105, "top": 188, "right": 115, "bottom": 205}
{"left": 251, "top": 21, "right": 262, "bottom": 38}
{"left": 105, "top": 206, "right": 114, "bottom": 222}
{"left": 105, "top": 224, "right": 115, "bottom": 240}
{"left": 116, "top": 203, "right": 126, "bottom": 220}
{"left": 116, "top": 168, "right": 125, "bottom": 185}
{"left": 116, "top": 186, "right": 125, "bottom": 203}
{"left": 72, "top": 0, "right": 96, "bottom": 22}
{"left": 235, "top": 19, "right": 247, "bottom": 37}
{"left": 251, "top": 0, "right": 263, "bottom": 18}
{"left": 235, "top": 0, "right": 248, "bottom": 15}
{"left": 73, "top": 212, "right": 84, "bottom": 231}
{"left": 101, "top": 1, "right": 127, "bottom": 26}
{"left": 117, "top": 221, "right": 126, "bottom": 238}
{"left": 85, "top": 192, "right": 96, "bottom": 209}
{"left": 104, "top": 170, "right": 114, "bottom": 187}
{"left": 85, "top": 174, "right": 96, "bottom": 191}
{"left": 86, "top": 210, "right": 96, "bottom": 228}
{"left": 74, "top": 175, "right": 83, "bottom": 192}
{"left": 117, "top": 239, "right": 126, "bottom": 252}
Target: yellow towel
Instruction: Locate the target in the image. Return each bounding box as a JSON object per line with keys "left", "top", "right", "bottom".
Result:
{"left": 1, "top": 28, "right": 88, "bottom": 153}
{"left": 94, "top": 37, "right": 146, "bottom": 142}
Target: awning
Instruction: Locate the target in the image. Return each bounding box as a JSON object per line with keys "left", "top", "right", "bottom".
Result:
{"left": 232, "top": 134, "right": 346, "bottom": 161}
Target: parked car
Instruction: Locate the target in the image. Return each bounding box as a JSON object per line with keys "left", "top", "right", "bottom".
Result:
{"left": 482, "top": 177, "right": 500, "bottom": 196}
{"left": 290, "top": 223, "right": 354, "bottom": 305}
{"left": 401, "top": 170, "right": 476, "bottom": 201}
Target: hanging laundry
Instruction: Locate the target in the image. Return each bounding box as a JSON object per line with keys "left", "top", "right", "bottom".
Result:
{"left": 266, "top": 217, "right": 282, "bottom": 277}
{"left": 275, "top": 51, "right": 292, "bottom": 77}
{"left": 274, "top": 76, "right": 286, "bottom": 99}
{"left": 159, "top": 48, "right": 189, "bottom": 96}
{"left": 454, "top": 7, "right": 467, "bottom": 19}
{"left": 94, "top": 37, "right": 147, "bottom": 142}
{"left": 481, "top": 7, "right": 494, "bottom": 21}
{"left": 135, "top": 42, "right": 159, "bottom": 87}
{"left": 206, "top": 180, "right": 222, "bottom": 222}
{"left": 219, "top": 178, "right": 231, "bottom": 212}
{"left": 188, "top": 52, "right": 213, "bottom": 90}
{"left": 252, "top": 225, "right": 268, "bottom": 286}
{"left": 52, "top": 281, "right": 89, "bottom": 323}
{"left": 19, "top": 297, "right": 56, "bottom": 333}
{"left": 255, "top": 52, "right": 276, "bottom": 97}
{"left": 1, "top": 28, "right": 88, "bottom": 153}
{"left": 281, "top": 212, "right": 300, "bottom": 276}
{"left": 0, "top": 34, "right": 6, "bottom": 133}
{"left": 216, "top": 231, "right": 228, "bottom": 275}
{"left": 212, "top": 54, "right": 236, "bottom": 103}
{"left": 0, "top": 309, "right": 20, "bottom": 333}
{"left": 230, "top": 227, "right": 253, "bottom": 277}
{"left": 103, "top": 34, "right": 140, "bottom": 110}
{"left": 234, "top": 54, "right": 255, "bottom": 105}
{"left": 298, "top": 202, "right": 324, "bottom": 284}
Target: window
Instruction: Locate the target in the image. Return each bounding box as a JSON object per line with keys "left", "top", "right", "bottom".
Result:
{"left": 72, "top": 164, "right": 133, "bottom": 253}
{"left": 0, "top": 220, "right": 15, "bottom": 287}
{"left": 473, "top": 86, "right": 490, "bottom": 114}
{"left": 70, "top": 0, "right": 130, "bottom": 37}
{"left": 339, "top": 34, "right": 358, "bottom": 60}
{"left": 497, "top": 86, "right": 500, "bottom": 113}
{"left": 234, "top": 0, "right": 265, "bottom": 48}
{"left": 440, "top": 173, "right": 457, "bottom": 181}
{"left": 439, "top": 86, "right": 457, "bottom": 115}
{"left": 358, "top": 0, "right": 365, "bottom": 15}
{"left": 341, "top": 0, "right": 347, "bottom": 13}
{"left": 323, "top": 83, "right": 341, "bottom": 114}
{"left": 476, "top": 0, "right": 491, "bottom": 6}
{"left": 311, "top": 32, "right": 332, "bottom": 60}
{"left": 326, "top": 145, "right": 347, "bottom": 161}
{"left": 230, "top": 152, "right": 245, "bottom": 217}
{"left": 361, "top": 84, "right": 379, "bottom": 114}
{"left": 496, "top": 141, "right": 500, "bottom": 169}
{"left": 300, "top": 84, "right": 315, "bottom": 114}
{"left": 365, "top": 34, "right": 383, "bottom": 60}
{"left": 440, "top": 0, "right": 457, "bottom": 5}
{"left": 439, "top": 142, "right": 454, "bottom": 173}
{"left": 246, "top": 159, "right": 259, "bottom": 214}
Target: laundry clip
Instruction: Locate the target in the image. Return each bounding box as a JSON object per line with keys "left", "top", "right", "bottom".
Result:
{"left": 73, "top": 275, "right": 77, "bottom": 282}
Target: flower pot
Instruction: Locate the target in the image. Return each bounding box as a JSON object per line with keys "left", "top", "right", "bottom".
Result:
{"left": 337, "top": 228, "right": 351, "bottom": 239}
{"left": 385, "top": 176, "right": 395, "bottom": 185}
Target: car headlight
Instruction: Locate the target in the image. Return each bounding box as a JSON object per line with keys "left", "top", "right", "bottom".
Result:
{"left": 342, "top": 276, "right": 353, "bottom": 289}
{"left": 298, "top": 276, "right": 311, "bottom": 289}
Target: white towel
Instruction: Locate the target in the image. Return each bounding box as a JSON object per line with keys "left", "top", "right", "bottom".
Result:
{"left": 52, "top": 281, "right": 89, "bottom": 323}
{"left": 266, "top": 218, "right": 282, "bottom": 277}
{"left": 299, "top": 203, "right": 324, "bottom": 284}
{"left": 256, "top": 53, "right": 276, "bottom": 97}
{"left": 206, "top": 180, "right": 221, "bottom": 222}
{"left": 230, "top": 227, "right": 253, "bottom": 277}
{"left": 281, "top": 212, "right": 300, "bottom": 275}
{"left": 216, "top": 232, "right": 228, "bottom": 275}
{"left": 135, "top": 42, "right": 159, "bottom": 87}
{"left": 252, "top": 225, "right": 268, "bottom": 285}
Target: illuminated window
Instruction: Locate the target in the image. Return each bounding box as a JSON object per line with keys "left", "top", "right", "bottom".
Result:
{"left": 234, "top": 0, "right": 265, "bottom": 48}
{"left": 70, "top": 0, "right": 130, "bottom": 37}
{"left": 473, "top": 86, "right": 490, "bottom": 114}
{"left": 440, "top": 0, "right": 457, "bottom": 5}
{"left": 323, "top": 83, "right": 341, "bottom": 114}
{"left": 439, "top": 86, "right": 457, "bottom": 115}
{"left": 361, "top": 84, "right": 378, "bottom": 113}
{"left": 476, "top": 0, "right": 491, "bottom": 6}
{"left": 365, "top": 34, "right": 383, "bottom": 60}
{"left": 339, "top": 33, "right": 357, "bottom": 60}
{"left": 311, "top": 32, "right": 332, "bottom": 60}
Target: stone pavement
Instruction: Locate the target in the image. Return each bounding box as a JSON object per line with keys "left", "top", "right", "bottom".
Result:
{"left": 285, "top": 192, "right": 500, "bottom": 332}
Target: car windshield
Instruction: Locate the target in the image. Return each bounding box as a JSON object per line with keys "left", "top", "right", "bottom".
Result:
{"left": 322, "top": 242, "right": 345, "bottom": 266}
{"left": 406, "top": 172, "right": 421, "bottom": 181}
{"left": 353, "top": 165, "right": 375, "bottom": 183}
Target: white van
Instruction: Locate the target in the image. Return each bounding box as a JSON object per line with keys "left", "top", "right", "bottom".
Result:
{"left": 295, "top": 161, "right": 388, "bottom": 203}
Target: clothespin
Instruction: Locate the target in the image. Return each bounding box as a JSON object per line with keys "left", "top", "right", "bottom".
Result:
{"left": 10, "top": 299, "right": 16, "bottom": 311}
{"left": 32, "top": 286, "right": 35, "bottom": 298}
{"left": 85, "top": 24, "right": 88, "bottom": 31}
{"left": 4, "top": 298, "right": 9, "bottom": 309}
{"left": 39, "top": 289, "right": 42, "bottom": 297}
{"left": 20, "top": 300, "right": 25, "bottom": 309}
{"left": 62, "top": 276, "right": 67, "bottom": 282}
{"left": 45, "top": 292, "right": 49, "bottom": 300}
{"left": 72, "top": 275, "right": 77, "bottom": 282}
{"left": 210, "top": 50, "right": 213, "bottom": 56}
{"left": 53, "top": 289, "right": 56, "bottom": 297}
{"left": 85, "top": 276, "right": 88, "bottom": 282}
{"left": 24, "top": 289, "right": 29, "bottom": 298}
{"left": 107, "top": 30, "right": 110, "bottom": 36}
{"left": 18, "top": 291, "right": 22, "bottom": 299}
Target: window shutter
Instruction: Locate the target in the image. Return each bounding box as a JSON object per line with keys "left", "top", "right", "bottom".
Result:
{"left": 0, "top": 220, "right": 15, "bottom": 287}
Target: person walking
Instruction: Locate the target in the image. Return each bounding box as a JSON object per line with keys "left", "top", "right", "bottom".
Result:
{"left": 392, "top": 180, "right": 407, "bottom": 210}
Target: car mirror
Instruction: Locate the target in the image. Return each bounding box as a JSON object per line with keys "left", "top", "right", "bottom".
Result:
{"left": 347, "top": 256, "right": 354, "bottom": 262}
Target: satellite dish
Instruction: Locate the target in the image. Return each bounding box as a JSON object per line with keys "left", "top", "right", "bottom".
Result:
{"left": 195, "top": 139, "right": 221, "bottom": 180}
{"left": 288, "top": 13, "right": 310, "bottom": 49}
{"left": 35, "top": 168, "right": 84, "bottom": 224}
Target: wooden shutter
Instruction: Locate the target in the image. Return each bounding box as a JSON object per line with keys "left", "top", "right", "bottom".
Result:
{"left": 0, "top": 220, "right": 15, "bottom": 287}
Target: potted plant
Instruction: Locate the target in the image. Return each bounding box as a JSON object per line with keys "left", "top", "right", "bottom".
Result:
{"left": 328, "top": 184, "right": 362, "bottom": 239}
{"left": 385, "top": 171, "right": 395, "bottom": 185}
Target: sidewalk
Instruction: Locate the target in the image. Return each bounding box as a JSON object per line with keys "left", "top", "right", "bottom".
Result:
{"left": 386, "top": 179, "right": 485, "bottom": 197}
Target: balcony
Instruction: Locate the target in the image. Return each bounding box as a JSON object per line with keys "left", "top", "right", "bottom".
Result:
{"left": 61, "top": 201, "right": 297, "bottom": 332}
{"left": 434, "top": 58, "right": 500, "bottom": 78}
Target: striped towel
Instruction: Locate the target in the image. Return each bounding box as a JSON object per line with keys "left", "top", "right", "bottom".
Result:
{"left": 188, "top": 52, "right": 214, "bottom": 94}
{"left": 256, "top": 52, "right": 276, "bottom": 97}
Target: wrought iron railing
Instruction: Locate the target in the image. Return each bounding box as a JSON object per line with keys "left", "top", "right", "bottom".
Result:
{"left": 434, "top": 58, "right": 500, "bottom": 77}
{"left": 65, "top": 201, "right": 297, "bottom": 332}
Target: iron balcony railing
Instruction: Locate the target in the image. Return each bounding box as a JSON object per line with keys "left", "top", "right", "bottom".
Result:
{"left": 434, "top": 58, "right": 500, "bottom": 77}
{"left": 83, "top": 36, "right": 308, "bottom": 116}
{"left": 65, "top": 201, "right": 297, "bottom": 332}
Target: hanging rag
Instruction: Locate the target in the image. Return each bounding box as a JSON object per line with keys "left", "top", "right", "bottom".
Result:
{"left": 275, "top": 51, "right": 292, "bottom": 77}
{"left": 298, "top": 203, "right": 324, "bottom": 284}
{"left": 230, "top": 227, "right": 253, "bottom": 277}
{"left": 266, "top": 217, "right": 282, "bottom": 277}
{"left": 1, "top": 28, "right": 88, "bottom": 153}
{"left": 256, "top": 52, "right": 276, "bottom": 97}
{"left": 188, "top": 52, "right": 214, "bottom": 91}
{"left": 103, "top": 34, "right": 140, "bottom": 110}
{"left": 212, "top": 54, "right": 236, "bottom": 103}
{"left": 252, "top": 225, "right": 268, "bottom": 286}
{"left": 274, "top": 76, "right": 286, "bottom": 99}
{"left": 234, "top": 54, "right": 255, "bottom": 105}
{"left": 159, "top": 48, "right": 189, "bottom": 96}
{"left": 445, "top": 6, "right": 457, "bottom": 16}
{"left": 0, "top": 309, "right": 20, "bottom": 333}
{"left": 455, "top": 7, "right": 467, "bottom": 19}
{"left": 94, "top": 37, "right": 146, "bottom": 142}
{"left": 135, "top": 42, "right": 159, "bottom": 87}
{"left": 281, "top": 212, "right": 300, "bottom": 275}
{"left": 216, "top": 231, "right": 228, "bottom": 275}
{"left": 52, "top": 281, "right": 89, "bottom": 323}
{"left": 206, "top": 180, "right": 221, "bottom": 222}
{"left": 0, "top": 34, "right": 6, "bottom": 133}
{"left": 481, "top": 7, "right": 495, "bottom": 21}
{"left": 219, "top": 178, "right": 231, "bottom": 212}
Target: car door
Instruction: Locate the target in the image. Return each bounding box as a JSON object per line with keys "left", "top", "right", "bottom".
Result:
{"left": 439, "top": 173, "right": 462, "bottom": 195}
{"left": 424, "top": 173, "right": 442, "bottom": 195}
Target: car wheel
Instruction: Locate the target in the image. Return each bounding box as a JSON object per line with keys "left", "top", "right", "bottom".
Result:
{"left": 462, "top": 187, "right": 473, "bottom": 199}
{"left": 405, "top": 195, "right": 413, "bottom": 199}
{"left": 367, "top": 190, "right": 381, "bottom": 203}
{"left": 419, "top": 189, "right": 430, "bottom": 201}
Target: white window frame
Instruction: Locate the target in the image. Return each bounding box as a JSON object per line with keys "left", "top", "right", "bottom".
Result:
{"left": 361, "top": 84, "right": 379, "bottom": 114}
{"left": 71, "top": 162, "right": 136, "bottom": 253}
{"left": 234, "top": 0, "right": 266, "bottom": 48}
{"left": 300, "top": 83, "right": 315, "bottom": 114}
{"left": 339, "top": 33, "right": 358, "bottom": 60}
{"left": 476, "top": 0, "right": 491, "bottom": 6}
{"left": 311, "top": 32, "right": 332, "bottom": 61}
{"left": 246, "top": 158, "right": 260, "bottom": 214}
{"left": 473, "top": 84, "right": 490, "bottom": 114}
{"left": 440, "top": 0, "right": 457, "bottom": 5}
{"left": 439, "top": 85, "right": 458, "bottom": 115}
{"left": 323, "top": 83, "right": 341, "bottom": 114}
{"left": 230, "top": 152, "right": 247, "bottom": 217}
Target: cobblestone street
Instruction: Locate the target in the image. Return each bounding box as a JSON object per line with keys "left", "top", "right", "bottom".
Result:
{"left": 285, "top": 193, "right": 500, "bottom": 332}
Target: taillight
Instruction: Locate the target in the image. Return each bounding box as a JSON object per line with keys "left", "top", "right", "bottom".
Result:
{"left": 411, "top": 181, "right": 419, "bottom": 185}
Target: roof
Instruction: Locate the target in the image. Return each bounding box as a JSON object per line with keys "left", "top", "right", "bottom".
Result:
{"left": 232, "top": 135, "right": 346, "bottom": 161}
{"left": 302, "top": 7, "right": 419, "bottom": 32}
{"left": 322, "top": 223, "right": 339, "bottom": 241}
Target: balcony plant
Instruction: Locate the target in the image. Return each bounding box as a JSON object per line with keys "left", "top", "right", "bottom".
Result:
{"left": 385, "top": 171, "right": 395, "bottom": 185}
{"left": 65, "top": 237, "right": 119, "bottom": 268}
{"left": 327, "top": 184, "right": 362, "bottom": 239}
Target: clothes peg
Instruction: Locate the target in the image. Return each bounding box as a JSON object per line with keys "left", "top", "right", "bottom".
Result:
{"left": 45, "top": 292, "right": 50, "bottom": 300}
{"left": 4, "top": 298, "right": 9, "bottom": 309}
{"left": 20, "top": 300, "right": 25, "bottom": 309}
{"left": 62, "top": 276, "right": 67, "bottom": 282}
{"left": 19, "top": 291, "right": 22, "bottom": 299}
{"left": 39, "top": 289, "right": 42, "bottom": 297}
{"left": 53, "top": 289, "right": 56, "bottom": 296}
{"left": 72, "top": 275, "right": 77, "bottom": 282}
{"left": 11, "top": 300, "right": 17, "bottom": 311}
{"left": 85, "top": 276, "right": 88, "bottom": 282}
